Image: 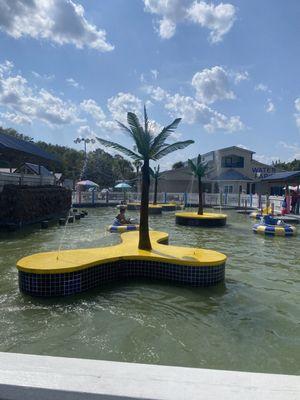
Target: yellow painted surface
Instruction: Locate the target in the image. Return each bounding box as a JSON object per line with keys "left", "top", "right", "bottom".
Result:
{"left": 127, "top": 203, "right": 162, "bottom": 209}
{"left": 175, "top": 212, "right": 227, "bottom": 220}
{"left": 17, "top": 230, "right": 227, "bottom": 274}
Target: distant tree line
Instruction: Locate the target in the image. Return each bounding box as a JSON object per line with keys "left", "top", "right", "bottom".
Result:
{"left": 272, "top": 159, "right": 300, "bottom": 172}
{"left": 0, "top": 127, "right": 135, "bottom": 187}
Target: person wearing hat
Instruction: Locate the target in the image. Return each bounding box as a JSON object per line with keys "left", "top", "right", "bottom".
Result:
{"left": 113, "top": 206, "right": 131, "bottom": 226}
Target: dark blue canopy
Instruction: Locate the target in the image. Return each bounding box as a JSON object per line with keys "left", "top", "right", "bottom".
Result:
{"left": 0, "top": 132, "right": 58, "bottom": 163}
{"left": 261, "top": 171, "right": 300, "bottom": 182}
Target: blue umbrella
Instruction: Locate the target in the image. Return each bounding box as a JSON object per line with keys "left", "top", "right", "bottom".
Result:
{"left": 77, "top": 180, "right": 99, "bottom": 187}
{"left": 115, "top": 182, "right": 131, "bottom": 202}
{"left": 114, "top": 182, "right": 131, "bottom": 189}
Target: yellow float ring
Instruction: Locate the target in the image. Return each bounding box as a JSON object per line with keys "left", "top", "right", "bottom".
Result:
{"left": 108, "top": 224, "right": 139, "bottom": 233}
{"left": 253, "top": 223, "right": 296, "bottom": 236}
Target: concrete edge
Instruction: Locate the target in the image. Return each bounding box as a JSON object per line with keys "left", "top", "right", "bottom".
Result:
{"left": 0, "top": 352, "right": 299, "bottom": 400}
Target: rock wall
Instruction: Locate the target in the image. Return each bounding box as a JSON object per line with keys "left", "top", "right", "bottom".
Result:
{"left": 0, "top": 185, "right": 71, "bottom": 228}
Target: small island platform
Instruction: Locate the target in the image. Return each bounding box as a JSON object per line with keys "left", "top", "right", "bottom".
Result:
{"left": 175, "top": 212, "right": 227, "bottom": 227}
{"left": 17, "top": 231, "right": 227, "bottom": 297}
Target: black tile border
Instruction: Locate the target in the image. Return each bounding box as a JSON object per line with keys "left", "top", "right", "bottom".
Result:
{"left": 176, "top": 216, "right": 227, "bottom": 227}
{"left": 19, "top": 260, "right": 226, "bottom": 297}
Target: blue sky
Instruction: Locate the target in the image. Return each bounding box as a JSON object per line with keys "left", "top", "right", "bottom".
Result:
{"left": 0, "top": 0, "right": 299, "bottom": 169}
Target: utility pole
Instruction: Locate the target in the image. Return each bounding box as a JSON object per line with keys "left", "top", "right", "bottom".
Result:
{"left": 74, "top": 137, "right": 95, "bottom": 180}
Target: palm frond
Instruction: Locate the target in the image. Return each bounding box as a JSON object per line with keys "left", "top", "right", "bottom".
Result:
{"left": 153, "top": 140, "right": 194, "bottom": 160}
{"left": 188, "top": 154, "right": 208, "bottom": 178}
{"left": 127, "top": 112, "right": 149, "bottom": 156}
{"left": 96, "top": 137, "right": 141, "bottom": 161}
{"left": 144, "top": 105, "right": 149, "bottom": 134}
{"left": 116, "top": 120, "right": 135, "bottom": 138}
{"left": 188, "top": 159, "right": 197, "bottom": 174}
{"left": 150, "top": 118, "right": 182, "bottom": 155}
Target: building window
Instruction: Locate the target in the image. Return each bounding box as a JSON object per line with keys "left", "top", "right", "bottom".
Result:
{"left": 221, "top": 155, "right": 244, "bottom": 168}
{"left": 224, "top": 185, "right": 233, "bottom": 194}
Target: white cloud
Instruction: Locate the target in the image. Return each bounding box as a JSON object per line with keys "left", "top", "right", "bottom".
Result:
{"left": 151, "top": 69, "right": 159, "bottom": 80}
{"left": 80, "top": 99, "right": 106, "bottom": 121}
{"left": 0, "top": 61, "right": 79, "bottom": 126}
{"left": 0, "top": 60, "right": 14, "bottom": 75}
{"left": 233, "top": 71, "right": 249, "bottom": 84}
{"left": 80, "top": 98, "right": 114, "bottom": 130}
{"left": 80, "top": 93, "right": 143, "bottom": 132}
{"left": 191, "top": 66, "right": 235, "bottom": 104}
{"left": 146, "top": 85, "right": 244, "bottom": 133}
{"left": 255, "top": 83, "right": 269, "bottom": 92}
{"left": 107, "top": 92, "right": 143, "bottom": 123}
{"left": 140, "top": 69, "right": 159, "bottom": 84}
{"left": 143, "top": 0, "right": 236, "bottom": 43}
{"left": 236, "top": 144, "right": 249, "bottom": 150}
{"left": 187, "top": 1, "right": 236, "bottom": 43}
{"left": 0, "top": 0, "right": 114, "bottom": 52}
{"left": 266, "top": 99, "right": 275, "bottom": 113}
{"left": 294, "top": 98, "right": 300, "bottom": 129}
{"left": 66, "top": 78, "right": 80, "bottom": 88}
{"left": 77, "top": 125, "right": 93, "bottom": 136}
{"left": 32, "top": 71, "right": 54, "bottom": 81}
{"left": 254, "top": 154, "right": 279, "bottom": 165}
{"left": 0, "top": 111, "right": 31, "bottom": 124}
{"left": 278, "top": 140, "right": 300, "bottom": 159}
{"left": 158, "top": 17, "right": 176, "bottom": 39}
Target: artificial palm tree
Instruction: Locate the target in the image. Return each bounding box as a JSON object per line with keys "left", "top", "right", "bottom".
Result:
{"left": 96, "top": 106, "right": 194, "bottom": 250}
{"left": 149, "top": 165, "right": 162, "bottom": 205}
{"left": 188, "top": 154, "right": 208, "bottom": 215}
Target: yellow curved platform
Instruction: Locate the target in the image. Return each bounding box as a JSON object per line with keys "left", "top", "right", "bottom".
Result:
{"left": 175, "top": 212, "right": 227, "bottom": 219}
{"left": 17, "top": 230, "right": 226, "bottom": 274}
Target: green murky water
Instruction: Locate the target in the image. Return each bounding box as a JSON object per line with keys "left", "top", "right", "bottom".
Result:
{"left": 0, "top": 208, "right": 299, "bottom": 374}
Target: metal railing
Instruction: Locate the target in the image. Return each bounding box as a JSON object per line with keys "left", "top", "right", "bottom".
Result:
{"left": 0, "top": 172, "right": 56, "bottom": 192}
{"left": 72, "top": 191, "right": 285, "bottom": 211}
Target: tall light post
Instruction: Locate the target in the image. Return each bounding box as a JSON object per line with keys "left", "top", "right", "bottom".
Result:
{"left": 74, "top": 137, "right": 95, "bottom": 179}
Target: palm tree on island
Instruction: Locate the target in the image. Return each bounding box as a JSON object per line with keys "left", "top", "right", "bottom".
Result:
{"left": 188, "top": 154, "right": 207, "bottom": 215}
{"left": 149, "top": 165, "right": 162, "bottom": 205}
{"left": 96, "top": 107, "right": 194, "bottom": 250}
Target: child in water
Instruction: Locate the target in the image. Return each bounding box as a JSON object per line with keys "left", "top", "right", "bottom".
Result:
{"left": 113, "top": 206, "right": 131, "bottom": 226}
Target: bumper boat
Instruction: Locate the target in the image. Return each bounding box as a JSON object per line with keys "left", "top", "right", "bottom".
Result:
{"left": 108, "top": 224, "right": 139, "bottom": 233}
{"left": 253, "top": 216, "right": 296, "bottom": 237}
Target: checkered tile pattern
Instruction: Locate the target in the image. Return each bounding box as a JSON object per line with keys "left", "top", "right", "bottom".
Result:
{"left": 19, "top": 260, "right": 225, "bottom": 297}
{"left": 176, "top": 216, "right": 226, "bottom": 227}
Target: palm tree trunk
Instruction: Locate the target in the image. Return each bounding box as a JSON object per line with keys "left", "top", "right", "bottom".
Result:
{"left": 139, "top": 159, "right": 152, "bottom": 250}
{"left": 153, "top": 177, "right": 158, "bottom": 205}
{"left": 136, "top": 166, "right": 140, "bottom": 194}
{"left": 198, "top": 176, "right": 203, "bottom": 215}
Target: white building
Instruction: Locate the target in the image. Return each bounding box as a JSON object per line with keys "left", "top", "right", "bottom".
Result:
{"left": 153, "top": 146, "right": 278, "bottom": 194}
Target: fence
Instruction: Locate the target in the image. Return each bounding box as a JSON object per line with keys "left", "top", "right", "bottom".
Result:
{"left": 0, "top": 172, "right": 56, "bottom": 192}
{"left": 72, "top": 190, "right": 284, "bottom": 211}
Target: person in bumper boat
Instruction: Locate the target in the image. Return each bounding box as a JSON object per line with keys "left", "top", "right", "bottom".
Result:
{"left": 113, "top": 206, "right": 131, "bottom": 226}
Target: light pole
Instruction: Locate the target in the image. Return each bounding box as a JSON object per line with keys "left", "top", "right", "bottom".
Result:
{"left": 74, "top": 137, "right": 95, "bottom": 180}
